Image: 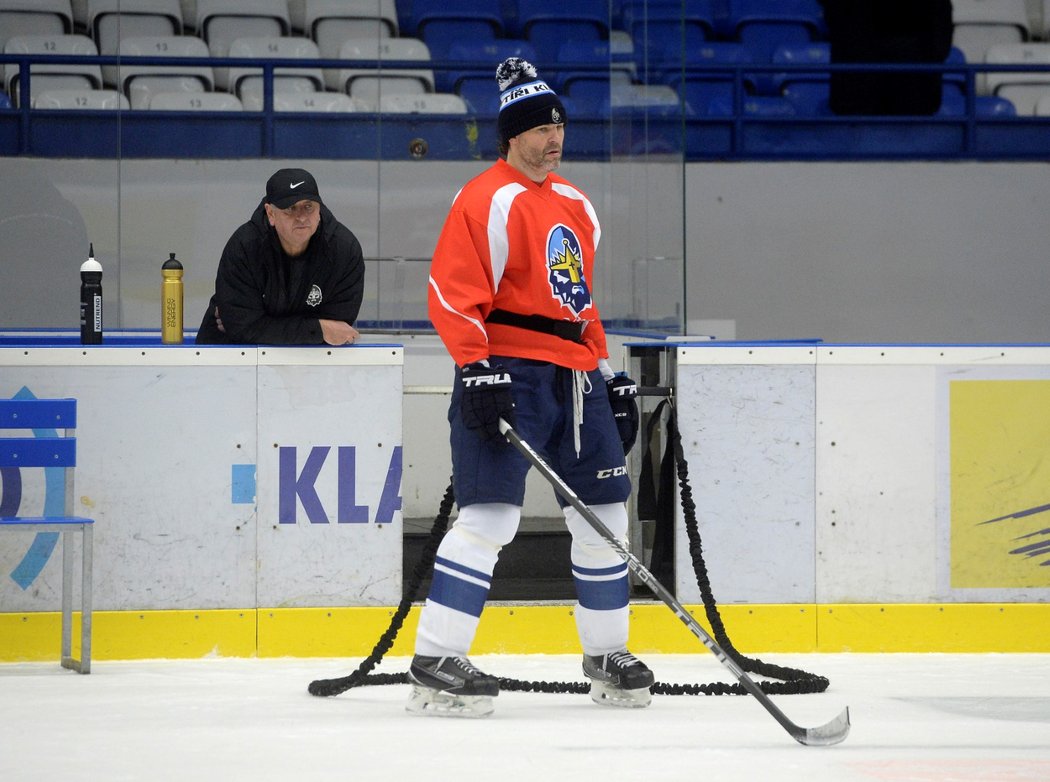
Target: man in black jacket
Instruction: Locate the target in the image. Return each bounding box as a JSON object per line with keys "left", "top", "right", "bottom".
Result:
{"left": 196, "top": 168, "right": 364, "bottom": 345}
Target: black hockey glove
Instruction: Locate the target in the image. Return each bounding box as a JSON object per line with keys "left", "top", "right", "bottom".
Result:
{"left": 606, "top": 373, "right": 639, "bottom": 454}
{"left": 460, "top": 361, "right": 515, "bottom": 440}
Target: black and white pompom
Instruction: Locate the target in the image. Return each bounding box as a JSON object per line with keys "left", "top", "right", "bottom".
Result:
{"left": 496, "top": 57, "right": 537, "bottom": 91}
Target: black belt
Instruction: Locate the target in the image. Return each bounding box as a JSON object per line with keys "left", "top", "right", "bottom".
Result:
{"left": 486, "top": 309, "right": 588, "bottom": 343}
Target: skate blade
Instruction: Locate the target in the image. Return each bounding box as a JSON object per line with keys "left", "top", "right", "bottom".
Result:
{"left": 406, "top": 683, "right": 495, "bottom": 719}
{"left": 589, "top": 681, "right": 653, "bottom": 709}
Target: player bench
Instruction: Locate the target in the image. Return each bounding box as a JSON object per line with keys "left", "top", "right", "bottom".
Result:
{"left": 0, "top": 398, "right": 94, "bottom": 673}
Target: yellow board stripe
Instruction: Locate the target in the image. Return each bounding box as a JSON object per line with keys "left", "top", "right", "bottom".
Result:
{"left": 2, "top": 603, "right": 1048, "bottom": 662}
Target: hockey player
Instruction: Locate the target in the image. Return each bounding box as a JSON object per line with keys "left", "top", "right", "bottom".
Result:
{"left": 408, "top": 57, "right": 654, "bottom": 718}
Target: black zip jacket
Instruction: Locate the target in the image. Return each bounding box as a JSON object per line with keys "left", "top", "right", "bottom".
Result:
{"left": 195, "top": 200, "right": 364, "bottom": 344}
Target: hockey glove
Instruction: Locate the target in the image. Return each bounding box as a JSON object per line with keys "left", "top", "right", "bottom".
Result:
{"left": 607, "top": 373, "right": 639, "bottom": 454}
{"left": 460, "top": 362, "right": 515, "bottom": 440}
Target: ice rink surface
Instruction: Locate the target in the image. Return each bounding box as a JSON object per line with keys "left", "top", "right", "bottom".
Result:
{"left": 2, "top": 653, "right": 1048, "bottom": 782}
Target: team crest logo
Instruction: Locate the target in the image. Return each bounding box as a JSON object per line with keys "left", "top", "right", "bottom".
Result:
{"left": 546, "top": 224, "right": 591, "bottom": 316}
{"left": 551, "top": 107, "right": 562, "bottom": 124}
{"left": 305, "top": 284, "right": 322, "bottom": 307}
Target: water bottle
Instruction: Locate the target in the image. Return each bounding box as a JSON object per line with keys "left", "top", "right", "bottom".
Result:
{"left": 80, "top": 243, "right": 103, "bottom": 344}
{"left": 161, "top": 252, "right": 184, "bottom": 345}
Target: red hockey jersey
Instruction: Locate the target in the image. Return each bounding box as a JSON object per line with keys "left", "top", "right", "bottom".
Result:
{"left": 428, "top": 158, "right": 609, "bottom": 370}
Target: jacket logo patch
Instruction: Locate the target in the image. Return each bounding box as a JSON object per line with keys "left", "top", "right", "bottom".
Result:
{"left": 306, "top": 284, "right": 322, "bottom": 307}
{"left": 546, "top": 224, "right": 591, "bottom": 317}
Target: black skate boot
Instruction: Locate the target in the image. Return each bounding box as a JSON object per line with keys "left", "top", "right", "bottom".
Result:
{"left": 582, "top": 649, "right": 655, "bottom": 708}
{"left": 406, "top": 655, "right": 500, "bottom": 718}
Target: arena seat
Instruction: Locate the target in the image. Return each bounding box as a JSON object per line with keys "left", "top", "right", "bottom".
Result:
{"left": 114, "top": 34, "right": 213, "bottom": 109}
{"left": 621, "top": 0, "right": 716, "bottom": 82}
{"left": 87, "top": 0, "right": 182, "bottom": 57}
{"left": 289, "top": 0, "right": 398, "bottom": 58}
{"left": 724, "top": 0, "right": 825, "bottom": 61}
{"left": 666, "top": 43, "right": 755, "bottom": 116}
{"left": 196, "top": 0, "right": 289, "bottom": 59}
{"left": 984, "top": 42, "right": 1050, "bottom": 113}
{"left": 707, "top": 94, "right": 797, "bottom": 118}
{"left": 375, "top": 92, "right": 467, "bottom": 114}
{"left": 400, "top": 0, "right": 501, "bottom": 38}
{"left": 0, "top": 0, "right": 73, "bottom": 50}
{"left": 938, "top": 89, "right": 1017, "bottom": 116}
{"left": 441, "top": 39, "right": 536, "bottom": 95}
{"left": 952, "top": 0, "right": 1030, "bottom": 65}
{"left": 148, "top": 89, "right": 241, "bottom": 110}
{"left": 409, "top": 0, "right": 503, "bottom": 59}
{"left": 604, "top": 82, "right": 682, "bottom": 119}
{"left": 514, "top": 0, "right": 610, "bottom": 63}
{"left": 270, "top": 91, "right": 364, "bottom": 112}
{"left": 33, "top": 86, "right": 129, "bottom": 109}
{"left": 564, "top": 70, "right": 635, "bottom": 119}
{"left": 766, "top": 42, "right": 830, "bottom": 98}
{"left": 554, "top": 40, "right": 618, "bottom": 100}
{"left": 3, "top": 33, "right": 102, "bottom": 107}
{"left": 223, "top": 36, "right": 324, "bottom": 98}
{"left": 330, "top": 37, "right": 433, "bottom": 98}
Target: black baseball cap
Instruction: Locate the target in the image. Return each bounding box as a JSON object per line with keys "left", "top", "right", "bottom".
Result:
{"left": 266, "top": 168, "right": 323, "bottom": 209}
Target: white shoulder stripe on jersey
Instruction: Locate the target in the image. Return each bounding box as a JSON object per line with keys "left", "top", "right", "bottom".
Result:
{"left": 487, "top": 182, "right": 526, "bottom": 290}
{"left": 429, "top": 275, "right": 488, "bottom": 339}
{"left": 551, "top": 181, "right": 601, "bottom": 250}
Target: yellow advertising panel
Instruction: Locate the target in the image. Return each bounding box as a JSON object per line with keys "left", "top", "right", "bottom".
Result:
{"left": 950, "top": 380, "right": 1050, "bottom": 588}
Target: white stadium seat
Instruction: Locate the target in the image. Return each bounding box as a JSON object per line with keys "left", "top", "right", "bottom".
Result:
{"left": 289, "top": 0, "right": 398, "bottom": 58}
{"left": 331, "top": 36, "right": 433, "bottom": 96}
{"left": 374, "top": 92, "right": 467, "bottom": 114}
{"left": 148, "top": 89, "right": 242, "bottom": 109}
{"left": 271, "top": 91, "right": 366, "bottom": 112}
{"left": 3, "top": 33, "right": 101, "bottom": 107}
{"left": 224, "top": 36, "right": 324, "bottom": 102}
{"left": 0, "top": 0, "right": 73, "bottom": 50}
{"left": 114, "top": 34, "right": 213, "bottom": 109}
{"left": 32, "top": 87, "right": 129, "bottom": 109}
{"left": 86, "top": 0, "right": 183, "bottom": 59}
{"left": 953, "top": 0, "right": 1031, "bottom": 66}
{"left": 985, "top": 42, "right": 1050, "bottom": 113}
{"left": 196, "top": 0, "right": 289, "bottom": 58}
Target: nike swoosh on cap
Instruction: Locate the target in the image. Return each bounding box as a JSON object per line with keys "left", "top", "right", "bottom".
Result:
{"left": 290, "top": 181, "right": 306, "bottom": 189}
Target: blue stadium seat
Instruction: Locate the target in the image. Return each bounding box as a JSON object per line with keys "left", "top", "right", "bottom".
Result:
{"left": 724, "top": 0, "right": 825, "bottom": 61}
{"left": 401, "top": 0, "right": 503, "bottom": 58}
{"left": 555, "top": 40, "right": 636, "bottom": 97}
{"left": 457, "top": 75, "right": 495, "bottom": 115}
{"left": 0, "top": 89, "right": 11, "bottom": 109}
{"left": 442, "top": 39, "right": 536, "bottom": 95}
{"left": 621, "top": 0, "right": 716, "bottom": 82}
{"left": 707, "top": 94, "right": 797, "bottom": 118}
{"left": 513, "top": 0, "right": 610, "bottom": 62}
{"left": 766, "top": 41, "right": 830, "bottom": 97}
{"left": 665, "top": 43, "right": 754, "bottom": 116}
{"left": 781, "top": 80, "right": 830, "bottom": 115}
{"left": 938, "top": 89, "right": 1017, "bottom": 117}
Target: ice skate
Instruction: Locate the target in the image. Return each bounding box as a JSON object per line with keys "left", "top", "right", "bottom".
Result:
{"left": 583, "top": 649, "right": 655, "bottom": 708}
{"left": 406, "top": 655, "right": 500, "bottom": 718}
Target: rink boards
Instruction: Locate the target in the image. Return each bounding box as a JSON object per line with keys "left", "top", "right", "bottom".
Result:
{"left": 2, "top": 340, "right": 1048, "bottom": 660}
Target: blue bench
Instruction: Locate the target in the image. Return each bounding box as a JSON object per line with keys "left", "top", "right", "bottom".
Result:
{"left": 1, "top": 398, "right": 94, "bottom": 673}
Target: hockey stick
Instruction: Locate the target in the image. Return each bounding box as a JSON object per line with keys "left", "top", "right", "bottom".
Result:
{"left": 499, "top": 419, "right": 850, "bottom": 747}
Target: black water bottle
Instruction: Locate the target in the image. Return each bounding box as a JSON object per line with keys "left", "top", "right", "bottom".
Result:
{"left": 80, "top": 243, "right": 103, "bottom": 344}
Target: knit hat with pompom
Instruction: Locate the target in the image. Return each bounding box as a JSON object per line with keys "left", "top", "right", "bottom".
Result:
{"left": 496, "top": 57, "right": 566, "bottom": 145}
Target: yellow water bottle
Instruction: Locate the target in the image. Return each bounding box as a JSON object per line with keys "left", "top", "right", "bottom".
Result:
{"left": 161, "top": 252, "right": 184, "bottom": 344}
